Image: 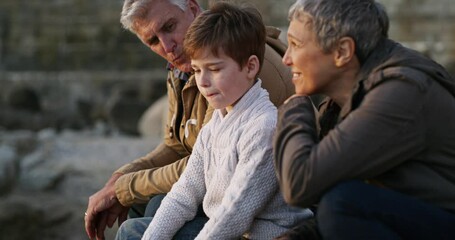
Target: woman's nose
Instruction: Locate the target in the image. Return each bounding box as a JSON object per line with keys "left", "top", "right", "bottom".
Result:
{"left": 282, "top": 49, "right": 292, "bottom": 66}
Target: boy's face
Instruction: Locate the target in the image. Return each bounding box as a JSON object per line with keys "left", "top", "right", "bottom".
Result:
{"left": 191, "top": 48, "right": 256, "bottom": 112}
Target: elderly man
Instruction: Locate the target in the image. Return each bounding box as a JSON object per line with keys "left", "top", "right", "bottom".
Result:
{"left": 84, "top": 0, "right": 294, "bottom": 239}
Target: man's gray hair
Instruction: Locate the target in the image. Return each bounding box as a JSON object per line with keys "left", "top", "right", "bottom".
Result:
{"left": 289, "top": 0, "right": 389, "bottom": 62}
{"left": 120, "top": 0, "right": 188, "bottom": 33}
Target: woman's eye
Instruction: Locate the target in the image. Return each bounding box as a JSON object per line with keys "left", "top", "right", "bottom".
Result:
{"left": 289, "top": 40, "right": 302, "bottom": 48}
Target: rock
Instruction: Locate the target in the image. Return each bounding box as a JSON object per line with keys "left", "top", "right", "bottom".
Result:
{"left": 107, "top": 99, "right": 149, "bottom": 135}
{"left": 37, "top": 128, "right": 57, "bottom": 142}
{"left": 20, "top": 148, "right": 47, "bottom": 171}
{"left": 0, "top": 126, "right": 160, "bottom": 239}
{"left": 6, "top": 86, "right": 42, "bottom": 112}
{"left": 0, "top": 130, "right": 37, "bottom": 155}
{"left": 19, "top": 165, "right": 65, "bottom": 191}
{"left": 138, "top": 95, "right": 168, "bottom": 138}
{"left": 0, "top": 144, "right": 17, "bottom": 195}
{"left": 0, "top": 193, "right": 73, "bottom": 240}
{"left": 106, "top": 86, "right": 152, "bottom": 136}
{"left": 0, "top": 199, "right": 44, "bottom": 239}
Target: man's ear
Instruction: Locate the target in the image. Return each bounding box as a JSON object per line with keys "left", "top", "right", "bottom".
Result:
{"left": 246, "top": 55, "right": 260, "bottom": 79}
{"left": 334, "top": 37, "right": 356, "bottom": 67}
{"left": 188, "top": 0, "right": 200, "bottom": 18}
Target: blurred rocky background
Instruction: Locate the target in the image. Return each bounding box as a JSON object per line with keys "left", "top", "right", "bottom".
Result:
{"left": 0, "top": 0, "right": 454, "bottom": 239}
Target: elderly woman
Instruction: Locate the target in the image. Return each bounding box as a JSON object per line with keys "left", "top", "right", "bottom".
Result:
{"left": 274, "top": 0, "right": 455, "bottom": 239}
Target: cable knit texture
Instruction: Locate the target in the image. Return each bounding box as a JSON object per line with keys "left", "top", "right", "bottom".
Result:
{"left": 142, "top": 80, "right": 312, "bottom": 240}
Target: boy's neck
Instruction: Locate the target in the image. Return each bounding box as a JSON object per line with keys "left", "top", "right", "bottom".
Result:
{"left": 224, "top": 78, "right": 257, "bottom": 114}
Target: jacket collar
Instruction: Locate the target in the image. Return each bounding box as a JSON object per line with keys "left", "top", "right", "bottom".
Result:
{"left": 167, "top": 62, "right": 191, "bottom": 82}
{"left": 338, "top": 39, "right": 397, "bottom": 120}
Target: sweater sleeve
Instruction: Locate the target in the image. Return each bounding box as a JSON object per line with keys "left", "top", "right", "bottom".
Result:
{"left": 142, "top": 129, "right": 208, "bottom": 240}
{"left": 196, "top": 115, "right": 278, "bottom": 239}
{"left": 273, "top": 80, "right": 426, "bottom": 208}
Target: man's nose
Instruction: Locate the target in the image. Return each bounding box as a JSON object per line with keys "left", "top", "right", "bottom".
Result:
{"left": 161, "top": 37, "right": 176, "bottom": 53}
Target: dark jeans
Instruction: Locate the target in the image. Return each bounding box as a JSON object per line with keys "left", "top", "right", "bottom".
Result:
{"left": 115, "top": 216, "right": 208, "bottom": 240}
{"left": 117, "top": 194, "right": 208, "bottom": 240}
{"left": 317, "top": 180, "right": 455, "bottom": 240}
{"left": 128, "top": 203, "right": 147, "bottom": 218}
{"left": 144, "top": 194, "right": 206, "bottom": 217}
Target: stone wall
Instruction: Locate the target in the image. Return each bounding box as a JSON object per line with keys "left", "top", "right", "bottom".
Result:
{"left": 0, "top": 0, "right": 454, "bottom": 134}
{"left": 0, "top": 0, "right": 454, "bottom": 72}
{"left": 0, "top": 0, "right": 166, "bottom": 71}
{"left": 381, "top": 0, "right": 455, "bottom": 69}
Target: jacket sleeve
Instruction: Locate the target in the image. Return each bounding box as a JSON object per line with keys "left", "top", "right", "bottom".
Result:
{"left": 114, "top": 143, "right": 183, "bottom": 174}
{"left": 274, "top": 80, "right": 426, "bottom": 208}
{"left": 115, "top": 154, "right": 189, "bottom": 206}
{"left": 113, "top": 141, "right": 188, "bottom": 206}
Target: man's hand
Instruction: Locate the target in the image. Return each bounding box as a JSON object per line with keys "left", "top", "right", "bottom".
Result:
{"left": 85, "top": 173, "right": 128, "bottom": 240}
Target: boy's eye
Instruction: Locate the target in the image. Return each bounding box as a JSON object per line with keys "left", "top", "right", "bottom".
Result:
{"left": 209, "top": 68, "right": 220, "bottom": 72}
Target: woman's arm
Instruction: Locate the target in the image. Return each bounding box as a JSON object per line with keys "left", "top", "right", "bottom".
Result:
{"left": 274, "top": 80, "right": 426, "bottom": 208}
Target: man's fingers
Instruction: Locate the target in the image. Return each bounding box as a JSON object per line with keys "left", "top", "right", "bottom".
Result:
{"left": 106, "top": 211, "right": 117, "bottom": 228}
{"left": 84, "top": 210, "right": 96, "bottom": 239}
{"left": 96, "top": 212, "right": 108, "bottom": 240}
{"left": 118, "top": 208, "right": 128, "bottom": 227}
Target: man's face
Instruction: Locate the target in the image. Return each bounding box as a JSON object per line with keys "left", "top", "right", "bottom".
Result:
{"left": 134, "top": 0, "right": 200, "bottom": 72}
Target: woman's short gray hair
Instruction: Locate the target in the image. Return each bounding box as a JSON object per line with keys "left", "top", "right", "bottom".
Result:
{"left": 289, "top": 0, "right": 389, "bottom": 62}
{"left": 120, "top": 0, "right": 188, "bottom": 33}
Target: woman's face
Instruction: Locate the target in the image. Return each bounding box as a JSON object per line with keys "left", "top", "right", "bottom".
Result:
{"left": 282, "top": 17, "right": 338, "bottom": 96}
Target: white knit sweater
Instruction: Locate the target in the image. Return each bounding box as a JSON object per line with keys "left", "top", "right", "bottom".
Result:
{"left": 142, "top": 80, "right": 313, "bottom": 240}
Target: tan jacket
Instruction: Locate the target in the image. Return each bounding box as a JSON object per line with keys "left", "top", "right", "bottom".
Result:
{"left": 115, "top": 27, "right": 294, "bottom": 206}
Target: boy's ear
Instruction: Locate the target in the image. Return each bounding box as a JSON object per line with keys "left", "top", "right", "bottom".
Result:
{"left": 246, "top": 55, "right": 260, "bottom": 79}
{"left": 334, "top": 37, "right": 355, "bottom": 67}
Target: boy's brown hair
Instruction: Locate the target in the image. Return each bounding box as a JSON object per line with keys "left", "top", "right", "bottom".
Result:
{"left": 184, "top": 1, "right": 266, "bottom": 72}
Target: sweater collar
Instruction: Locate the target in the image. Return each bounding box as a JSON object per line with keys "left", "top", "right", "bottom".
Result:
{"left": 216, "top": 79, "right": 265, "bottom": 119}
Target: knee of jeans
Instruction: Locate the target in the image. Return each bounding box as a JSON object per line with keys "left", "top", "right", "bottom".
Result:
{"left": 317, "top": 181, "right": 362, "bottom": 221}
{"left": 116, "top": 218, "right": 152, "bottom": 240}
{"left": 117, "top": 219, "right": 136, "bottom": 235}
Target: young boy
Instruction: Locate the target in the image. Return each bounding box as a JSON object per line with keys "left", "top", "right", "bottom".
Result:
{"left": 115, "top": 2, "right": 312, "bottom": 240}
